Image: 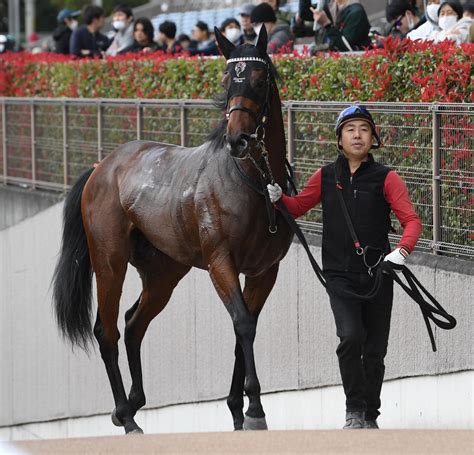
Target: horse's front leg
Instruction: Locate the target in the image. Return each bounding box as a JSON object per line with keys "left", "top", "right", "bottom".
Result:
{"left": 209, "top": 256, "right": 279, "bottom": 431}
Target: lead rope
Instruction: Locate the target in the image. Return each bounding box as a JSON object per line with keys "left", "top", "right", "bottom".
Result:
{"left": 275, "top": 199, "right": 457, "bottom": 352}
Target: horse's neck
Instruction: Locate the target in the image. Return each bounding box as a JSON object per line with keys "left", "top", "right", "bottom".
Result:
{"left": 264, "top": 89, "right": 287, "bottom": 186}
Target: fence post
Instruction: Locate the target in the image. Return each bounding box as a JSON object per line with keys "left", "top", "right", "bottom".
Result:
{"left": 180, "top": 103, "right": 187, "bottom": 147}
{"left": 136, "top": 101, "right": 142, "bottom": 140}
{"left": 30, "top": 101, "right": 36, "bottom": 189}
{"left": 2, "top": 100, "right": 6, "bottom": 184}
{"left": 97, "top": 101, "right": 103, "bottom": 161}
{"left": 62, "top": 102, "right": 68, "bottom": 189}
{"left": 431, "top": 104, "right": 441, "bottom": 255}
{"left": 287, "top": 105, "right": 295, "bottom": 165}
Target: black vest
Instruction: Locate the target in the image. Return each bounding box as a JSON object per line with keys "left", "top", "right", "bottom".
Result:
{"left": 321, "top": 153, "right": 391, "bottom": 272}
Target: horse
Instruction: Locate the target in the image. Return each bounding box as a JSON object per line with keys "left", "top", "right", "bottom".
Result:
{"left": 52, "top": 26, "right": 293, "bottom": 434}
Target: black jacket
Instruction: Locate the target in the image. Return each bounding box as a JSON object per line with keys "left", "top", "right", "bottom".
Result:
{"left": 69, "top": 25, "right": 110, "bottom": 58}
{"left": 53, "top": 24, "right": 72, "bottom": 55}
{"left": 321, "top": 153, "right": 391, "bottom": 272}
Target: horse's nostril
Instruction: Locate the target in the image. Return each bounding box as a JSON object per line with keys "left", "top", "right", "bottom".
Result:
{"left": 238, "top": 138, "right": 248, "bottom": 151}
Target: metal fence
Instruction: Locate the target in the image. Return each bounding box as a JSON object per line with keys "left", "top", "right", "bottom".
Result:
{"left": 1, "top": 98, "right": 472, "bottom": 259}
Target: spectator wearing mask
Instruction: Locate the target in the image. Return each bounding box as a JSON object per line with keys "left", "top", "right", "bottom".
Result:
{"left": 70, "top": 5, "right": 109, "bottom": 58}
{"left": 434, "top": 0, "right": 467, "bottom": 43}
{"left": 407, "top": 0, "right": 441, "bottom": 40}
{"left": 250, "top": 3, "right": 295, "bottom": 53}
{"left": 120, "top": 17, "right": 159, "bottom": 54}
{"left": 220, "top": 18, "right": 244, "bottom": 46}
{"left": 190, "top": 21, "right": 219, "bottom": 55}
{"left": 256, "top": 0, "right": 292, "bottom": 25}
{"left": 311, "top": 0, "right": 371, "bottom": 51}
{"left": 53, "top": 9, "right": 80, "bottom": 54}
{"left": 106, "top": 4, "right": 134, "bottom": 56}
{"left": 239, "top": 4, "right": 257, "bottom": 43}
{"left": 386, "top": 0, "right": 423, "bottom": 37}
{"left": 158, "top": 20, "right": 180, "bottom": 53}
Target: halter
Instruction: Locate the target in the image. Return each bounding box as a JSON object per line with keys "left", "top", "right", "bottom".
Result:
{"left": 224, "top": 56, "right": 272, "bottom": 153}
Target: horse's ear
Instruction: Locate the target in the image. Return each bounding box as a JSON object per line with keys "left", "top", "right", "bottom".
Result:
{"left": 214, "top": 26, "right": 235, "bottom": 60}
{"left": 255, "top": 24, "right": 268, "bottom": 55}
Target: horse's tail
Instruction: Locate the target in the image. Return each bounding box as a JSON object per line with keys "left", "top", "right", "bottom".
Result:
{"left": 52, "top": 168, "right": 95, "bottom": 350}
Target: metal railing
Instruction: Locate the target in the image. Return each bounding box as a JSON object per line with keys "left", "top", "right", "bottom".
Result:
{"left": 1, "top": 98, "right": 472, "bottom": 259}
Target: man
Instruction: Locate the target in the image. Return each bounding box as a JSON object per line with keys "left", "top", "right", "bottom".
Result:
{"left": 70, "top": 5, "right": 109, "bottom": 58}
{"left": 158, "top": 20, "right": 179, "bottom": 53}
{"left": 386, "top": 0, "right": 423, "bottom": 37}
{"left": 189, "top": 20, "right": 218, "bottom": 55}
{"left": 239, "top": 3, "right": 257, "bottom": 43}
{"left": 106, "top": 4, "right": 134, "bottom": 56}
{"left": 52, "top": 8, "right": 80, "bottom": 54}
{"left": 267, "top": 106, "right": 422, "bottom": 429}
{"left": 250, "top": 3, "right": 295, "bottom": 53}
{"left": 311, "top": 0, "right": 371, "bottom": 51}
{"left": 257, "top": 0, "right": 293, "bottom": 25}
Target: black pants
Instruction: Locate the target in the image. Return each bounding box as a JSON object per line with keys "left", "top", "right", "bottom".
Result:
{"left": 325, "top": 271, "right": 393, "bottom": 421}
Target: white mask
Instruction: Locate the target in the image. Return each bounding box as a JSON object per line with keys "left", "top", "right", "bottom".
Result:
{"left": 426, "top": 4, "right": 441, "bottom": 23}
{"left": 438, "top": 15, "right": 458, "bottom": 30}
{"left": 113, "top": 20, "right": 126, "bottom": 31}
{"left": 225, "top": 28, "right": 242, "bottom": 44}
{"left": 69, "top": 19, "right": 78, "bottom": 30}
{"left": 253, "top": 23, "right": 263, "bottom": 36}
{"left": 407, "top": 14, "right": 415, "bottom": 31}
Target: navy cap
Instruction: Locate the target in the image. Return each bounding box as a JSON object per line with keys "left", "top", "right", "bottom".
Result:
{"left": 57, "top": 9, "right": 80, "bottom": 24}
{"left": 239, "top": 3, "right": 254, "bottom": 16}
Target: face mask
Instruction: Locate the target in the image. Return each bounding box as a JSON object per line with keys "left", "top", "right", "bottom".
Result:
{"left": 438, "top": 15, "right": 458, "bottom": 30}
{"left": 225, "top": 28, "right": 241, "bottom": 44}
{"left": 426, "top": 4, "right": 440, "bottom": 23}
{"left": 69, "top": 20, "right": 78, "bottom": 30}
{"left": 113, "top": 20, "right": 126, "bottom": 31}
{"left": 407, "top": 14, "right": 415, "bottom": 30}
{"left": 253, "top": 23, "right": 263, "bottom": 36}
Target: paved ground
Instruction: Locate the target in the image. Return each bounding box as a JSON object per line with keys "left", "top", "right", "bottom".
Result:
{"left": 6, "top": 430, "right": 474, "bottom": 454}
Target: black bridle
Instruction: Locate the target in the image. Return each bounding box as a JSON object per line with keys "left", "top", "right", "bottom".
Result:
{"left": 224, "top": 56, "right": 272, "bottom": 149}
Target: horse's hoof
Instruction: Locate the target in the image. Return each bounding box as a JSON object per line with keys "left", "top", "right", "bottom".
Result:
{"left": 243, "top": 415, "right": 268, "bottom": 430}
{"left": 111, "top": 409, "right": 123, "bottom": 427}
{"left": 126, "top": 427, "right": 144, "bottom": 435}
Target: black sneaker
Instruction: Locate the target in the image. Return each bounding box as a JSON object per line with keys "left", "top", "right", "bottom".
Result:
{"left": 364, "top": 419, "right": 379, "bottom": 429}
{"left": 343, "top": 411, "right": 365, "bottom": 429}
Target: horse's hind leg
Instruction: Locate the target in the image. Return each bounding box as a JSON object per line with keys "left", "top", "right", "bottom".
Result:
{"left": 87, "top": 228, "right": 141, "bottom": 434}
{"left": 124, "top": 258, "right": 190, "bottom": 416}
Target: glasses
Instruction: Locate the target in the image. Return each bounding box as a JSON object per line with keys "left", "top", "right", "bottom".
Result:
{"left": 392, "top": 15, "right": 403, "bottom": 29}
{"left": 338, "top": 105, "right": 370, "bottom": 118}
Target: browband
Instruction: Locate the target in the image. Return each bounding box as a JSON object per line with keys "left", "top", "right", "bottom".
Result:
{"left": 226, "top": 57, "right": 267, "bottom": 65}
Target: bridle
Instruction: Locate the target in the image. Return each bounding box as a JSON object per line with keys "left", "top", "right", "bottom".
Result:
{"left": 224, "top": 56, "right": 272, "bottom": 159}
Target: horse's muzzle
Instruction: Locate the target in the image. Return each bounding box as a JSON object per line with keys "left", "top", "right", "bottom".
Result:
{"left": 225, "top": 133, "right": 251, "bottom": 159}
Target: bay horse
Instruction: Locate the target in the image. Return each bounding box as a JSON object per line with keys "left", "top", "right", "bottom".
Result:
{"left": 52, "top": 26, "right": 293, "bottom": 434}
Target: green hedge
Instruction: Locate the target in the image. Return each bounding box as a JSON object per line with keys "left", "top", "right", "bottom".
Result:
{"left": 1, "top": 37, "right": 473, "bottom": 102}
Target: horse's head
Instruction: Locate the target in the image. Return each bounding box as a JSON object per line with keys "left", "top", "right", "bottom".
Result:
{"left": 215, "top": 26, "right": 273, "bottom": 159}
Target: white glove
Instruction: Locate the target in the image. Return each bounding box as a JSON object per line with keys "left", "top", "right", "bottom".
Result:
{"left": 267, "top": 183, "right": 283, "bottom": 203}
{"left": 384, "top": 247, "right": 408, "bottom": 268}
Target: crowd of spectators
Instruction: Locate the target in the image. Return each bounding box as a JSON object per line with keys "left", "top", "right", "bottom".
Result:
{"left": 2, "top": 0, "right": 474, "bottom": 57}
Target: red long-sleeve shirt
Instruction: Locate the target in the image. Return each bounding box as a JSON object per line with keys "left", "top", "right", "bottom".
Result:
{"left": 281, "top": 168, "right": 422, "bottom": 252}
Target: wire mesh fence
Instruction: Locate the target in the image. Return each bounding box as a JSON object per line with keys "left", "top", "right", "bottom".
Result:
{"left": 0, "top": 98, "right": 472, "bottom": 259}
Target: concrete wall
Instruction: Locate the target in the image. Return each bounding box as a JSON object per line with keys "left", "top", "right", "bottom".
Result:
{"left": 0, "top": 185, "right": 62, "bottom": 231}
{"left": 0, "top": 202, "right": 472, "bottom": 433}
{"left": 1, "top": 371, "right": 472, "bottom": 440}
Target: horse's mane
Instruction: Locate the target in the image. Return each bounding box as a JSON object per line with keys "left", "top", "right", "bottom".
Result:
{"left": 206, "top": 44, "right": 280, "bottom": 150}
